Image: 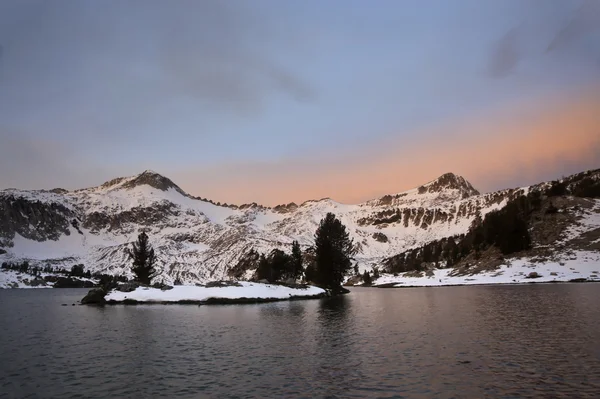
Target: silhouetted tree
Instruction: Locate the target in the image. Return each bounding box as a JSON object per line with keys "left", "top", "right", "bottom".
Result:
{"left": 362, "top": 271, "right": 372, "bottom": 286}
{"left": 372, "top": 267, "right": 380, "bottom": 279}
{"left": 547, "top": 180, "right": 568, "bottom": 196}
{"left": 269, "top": 249, "right": 292, "bottom": 282}
{"left": 314, "top": 213, "right": 355, "bottom": 289}
{"left": 571, "top": 177, "right": 600, "bottom": 198}
{"left": 256, "top": 254, "right": 271, "bottom": 282}
{"left": 290, "top": 241, "right": 304, "bottom": 280}
{"left": 70, "top": 264, "right": 84, "bottom": 277}
{"left": 129, "top": 232, "right": 158, "bottom": 285}
{"left": 99, "top": 274, "right": 119, "bottom": 292}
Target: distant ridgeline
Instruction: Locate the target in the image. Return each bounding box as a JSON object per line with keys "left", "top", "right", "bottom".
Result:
{"left": 0, "top": 167, "right": 599, "bottom": 286}
{"left": 384, "top": 170, "right": 600, "bottom": 274}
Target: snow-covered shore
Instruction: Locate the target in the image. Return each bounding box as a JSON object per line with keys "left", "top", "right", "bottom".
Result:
{"left": 0, "top": 269, "right": 98, "bottom": 289}
{"left": 371, "top": 251, "right": 600, "bottom": 288}
{"left": 0, "top": 270, "right": 51, "bottom": 289}
{"left": 104, "top": 282, "right": 326, "bottom": 304}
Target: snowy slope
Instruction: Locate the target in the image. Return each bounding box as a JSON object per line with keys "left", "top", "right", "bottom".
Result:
{"left": 373, "top": 251, "right": 600, "bottom": 287}
{"left": 0, "top": 169, "right": 596, "bottom": 285}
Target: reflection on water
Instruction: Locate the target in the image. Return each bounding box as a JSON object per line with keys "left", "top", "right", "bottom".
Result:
{"left": 1, "top": 285, "right": 600, "bottom": 398}
{"left": 314, "top": 296, "right": 362, "bottom": 397}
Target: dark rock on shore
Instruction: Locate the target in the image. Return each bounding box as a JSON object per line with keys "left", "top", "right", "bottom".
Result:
{"left": 152, "top": 282, "right": 174, "bottom": 290}
{"left": 81, "top": 288, "right": 106, "bottom": 305}
{"left": 203, "top": 281, "right": 243, "bottom": 288}
{"left": 116, "top": 282, "right": 143, "bottom": 292}
{"left": 114, "top": 281, "right": 173, "bottom": 292}
{"left": 526, "top": 272, "right": 542, "bottom": 279}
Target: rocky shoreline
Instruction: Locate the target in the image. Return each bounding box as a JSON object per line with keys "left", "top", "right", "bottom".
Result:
{"left": 81, "top": 281, "right": 342, "bottom": 306}
{"left": 103, "top": 293, "right": 329, "bottom": 306}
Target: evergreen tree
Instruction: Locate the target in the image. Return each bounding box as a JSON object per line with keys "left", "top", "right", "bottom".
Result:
{"left": 362, "top": 270, "right": 372, "bottom": 285}
{"left": 70, "top": 264, "right": 84, "bottom": 277}
{"left": 290, "top": 241, "right": 304, "bottom": 280}
{"left": 305, "top": 263, "right": 317, "bottom": 283}
{"left": 314, "top": 213, "right": 355, "bottom": 289}
{"left": 129, "top": 232, "right": 158, "bottom": 285}
{"left": 372, "top": 267, "right": 380, "bottom": 279}
{"left": 256, "top": 254, "right": 272, "bottom": 282}
{"left": 269, "top": 249, "right": 291, "bottom": 282}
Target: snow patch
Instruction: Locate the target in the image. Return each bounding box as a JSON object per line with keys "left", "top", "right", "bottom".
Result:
{"left": 105, "top": 282, "right": 326, "bottom": 302}
{"left": 373, "top": 251, "right": 600, "bottom": 287}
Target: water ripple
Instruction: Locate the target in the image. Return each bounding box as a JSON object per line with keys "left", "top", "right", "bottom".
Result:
{"left": 1, "top": 285, "right": 599, "bottom": 398}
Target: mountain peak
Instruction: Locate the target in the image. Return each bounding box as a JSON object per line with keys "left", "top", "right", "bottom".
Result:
{"left": 419, "top": 173, "right": 479, "bottom": 198}
{"left": 94, "top": 170, "right": 188, "bottom": 196}
{"left": 122, "top": 170, "right": 186, "bottom": 194}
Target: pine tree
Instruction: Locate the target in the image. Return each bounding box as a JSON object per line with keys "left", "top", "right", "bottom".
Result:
{"left": 290, "top": 241, "right": 304, "bottom": 280}
{"left": 256, "top": 254, "right": 271, "bottom": 282}
{"left": 269, "top": 249, "right": 291, "bottom": 282}
{"left": 314, "top": 213, "right": 355, "bottom": 290}
{"left": 372, "top": 267, "right": 380, "bottom": 279}
{"left": 362, "top": 270, "right": 372, "bottom": 285}
{"left": 129, "top": 232, "right": 158, "bottom": 285}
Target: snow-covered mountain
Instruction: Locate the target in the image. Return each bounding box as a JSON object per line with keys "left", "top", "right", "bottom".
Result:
{"left": 0, "top": 169, "right": 596, "bottom": 284}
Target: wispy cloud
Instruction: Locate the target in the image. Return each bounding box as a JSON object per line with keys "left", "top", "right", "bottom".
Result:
{"left": 0, "top": 0, "right": 314, "bottom": 119}
{"left": 488, "top": 28, "right": 520, "bottom": 78}
{"left": 546, "top": 0, "right": 600, "bottom": 54}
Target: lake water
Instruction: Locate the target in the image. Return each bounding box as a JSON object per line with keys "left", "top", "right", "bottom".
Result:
{"left": 1, "top": 285, "right": 600, "bottom": 398}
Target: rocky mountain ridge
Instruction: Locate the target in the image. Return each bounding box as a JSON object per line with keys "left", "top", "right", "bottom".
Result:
{"left": 1, "top": 169, "right": 598, "bottom": 285}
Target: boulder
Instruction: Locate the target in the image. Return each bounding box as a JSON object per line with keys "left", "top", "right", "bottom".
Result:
{"left": 526, "top": 272, "right": 542, "bottom": 279}
{"left": 152, "top": 282, "right": 174, "bottom": 291}
{"left": 116, "top": 282, "right": 144, "bottom": 292}
{"left": 81, "top": 288, "right": 106, "bottom": 305}
{"left": 372, "top": 232, "right": 389, "bottom": 243}
{"left": 205, "top": 280, "right": 242, "bottom": 288}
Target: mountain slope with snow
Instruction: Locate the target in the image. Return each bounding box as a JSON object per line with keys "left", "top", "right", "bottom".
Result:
{"left": 1, "top": 169, "right": 598, "bottom": 285}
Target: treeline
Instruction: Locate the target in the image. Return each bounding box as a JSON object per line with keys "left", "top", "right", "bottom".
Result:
{"left": 384, "top": 171, "right": 600, "bottom": 274}
{"left": 546, "top": 175, "right": 600, "bottom": 198}
{"left": 1, "top": 261, "right": 129, "bottom": 284}
{"left": 230, "top": 213, "right": 355, "bottom": 291}
{"left": 385, "top": 191, "right": 544, "bottom": 273}
{"left": 255, "top": 241, "right": 304, "bottom": 283}
{"left": 0, "top": 261, "right": 75, "bottom": 277}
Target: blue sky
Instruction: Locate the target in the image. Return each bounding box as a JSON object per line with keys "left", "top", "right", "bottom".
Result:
{"left": 0, "top": 0, "right": 599, "bottom": 204}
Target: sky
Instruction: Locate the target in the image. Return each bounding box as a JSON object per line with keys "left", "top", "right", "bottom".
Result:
{"left": 0, "top": 0, "right": 599, "bottom": 206}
